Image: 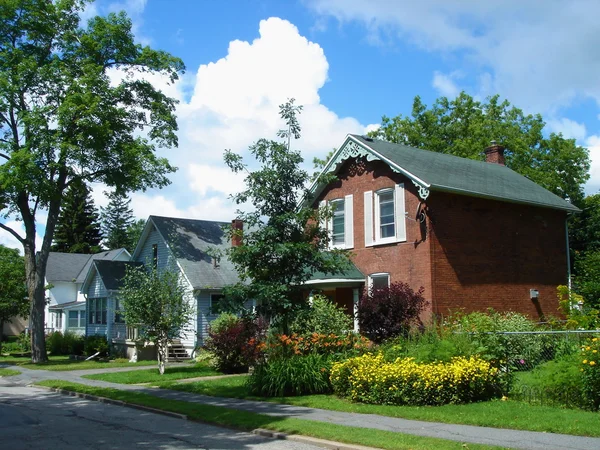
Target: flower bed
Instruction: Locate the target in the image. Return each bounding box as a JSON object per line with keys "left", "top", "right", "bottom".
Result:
{"left": 581, "top": 337, "right": 600, "bottom": 410}
{"left": 331, "top": 353, "right": 501, "bottom": 406}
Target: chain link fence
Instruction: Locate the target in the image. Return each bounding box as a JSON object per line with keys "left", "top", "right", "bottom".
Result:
{"left": 463, "top": 330, "right": 599, "bottom": 407}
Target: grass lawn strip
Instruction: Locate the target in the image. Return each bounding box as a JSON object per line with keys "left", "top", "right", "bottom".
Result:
{"left": 35, "top": 380, "right": 499, "bottom": 450}
{"left": 0, "top": 355, "right": 157, "bottom": 371}
{"left": 0, "top": 368, "right": 20, "bottom": 376}
{"left": 81, "top": 362, "right": 219, "bottom": 384}
{"left": 164, "top": 375, "right": 600, "bottom": 438}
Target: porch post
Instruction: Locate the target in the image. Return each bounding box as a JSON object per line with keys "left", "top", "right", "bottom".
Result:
{"left": 353, "top": 288, "right": 359, "bottom": 332}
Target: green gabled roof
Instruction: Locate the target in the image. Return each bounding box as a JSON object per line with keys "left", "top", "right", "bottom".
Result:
{"left": 343, "top": 135, "right": 579, "bottom": 213}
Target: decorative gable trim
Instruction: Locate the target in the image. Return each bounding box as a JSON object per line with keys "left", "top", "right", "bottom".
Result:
{"left": 309, "top": 135, "right": 431, "bottom": 202}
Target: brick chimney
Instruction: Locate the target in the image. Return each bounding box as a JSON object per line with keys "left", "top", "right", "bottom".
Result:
{"left": 231, "top": 219, "right": 243, "bottom": 247}
{"left": 484, "top": 140, "right": 505, "bottom": 165}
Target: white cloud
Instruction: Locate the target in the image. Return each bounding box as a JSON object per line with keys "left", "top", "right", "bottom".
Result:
{"left": 546, "top": 118, "right": 587, "bottom": 142}
{"left": 114, "top": 17, "right": 367, "bottom": 222}
{"left": 306, "top": 0, "right": 600, "bottom": 114}
{"left": 0, "top": 220, "right": 43, "bottom": 254}
{"left": 432, "top": 71, "right": 461, "bottom": 99}
{"left": 585, "top": 135, "right": 600, "bottom": 195}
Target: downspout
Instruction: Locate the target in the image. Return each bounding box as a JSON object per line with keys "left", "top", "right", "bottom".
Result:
{"left": 565, "top": 214, "right": 572, "bottom": 292}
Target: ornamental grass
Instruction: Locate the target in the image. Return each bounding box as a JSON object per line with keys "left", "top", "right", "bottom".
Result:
{"left": 331, "top": 353, "right": 502, "bottom": 406}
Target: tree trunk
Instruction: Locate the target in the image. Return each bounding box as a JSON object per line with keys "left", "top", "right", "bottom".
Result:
{"left": 24, "top": 245, "right": 48, "bottom": 363}
{"left": 157, "top": 336, "right": 167, "bottom": 375}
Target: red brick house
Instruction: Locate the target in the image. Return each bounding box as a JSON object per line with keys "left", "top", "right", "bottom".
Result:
{"left": 308, "top": 135, "right": 579, "bottom": 325}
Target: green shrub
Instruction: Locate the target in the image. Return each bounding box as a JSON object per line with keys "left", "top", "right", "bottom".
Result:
{"left": 290, "top": 294, "right": 352, "bottom": 336}
{"left": 47, "top": 331, "right": 85, "bottom": 355}
{"left": 266, "top": 332, "right": 371, "bottom": 360}
{"left": 84, "top": 335, "right": 108, "bottom": 356}
{"left": 246, "top": 353, "right": 332, "bottom": 397}
{"left": 511, "top": 353, "right": 584, "bottom": 408}
{"left": 18, "top": 331, "right": 31, "bottom": 353}
{"left": 331, "top": 353, "right": 502, "bottom": 406}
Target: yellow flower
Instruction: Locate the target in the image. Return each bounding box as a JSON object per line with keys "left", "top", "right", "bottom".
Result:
{"left": 590, "top": 361, "right": 596, "bottom": 366}
{"left": 501, "top": 396, "right": 508, "bottom": 401}
{"left": 583, "top": 360, "right": 588, "bottom": 364}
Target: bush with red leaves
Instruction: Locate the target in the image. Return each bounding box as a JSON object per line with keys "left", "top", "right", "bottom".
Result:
{"left": 204, "top": 314, "right": 268, "bottom": 373}
{"left": 358, "top": 282, "right": 428, "bottom": 343}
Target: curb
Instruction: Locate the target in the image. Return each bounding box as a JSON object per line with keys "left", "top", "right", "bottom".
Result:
{"left": 253, "top": 428, "right": 379, "bottom": 450}
{"left": 35, "top": 385, "right": 379, "bottom": 450}
{"left": 37, "top": 386, "right": 187, "bottom": 420}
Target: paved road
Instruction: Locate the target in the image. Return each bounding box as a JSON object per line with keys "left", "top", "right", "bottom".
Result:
{"left": 0, "top": 386, "right": 323, "bottom": 450}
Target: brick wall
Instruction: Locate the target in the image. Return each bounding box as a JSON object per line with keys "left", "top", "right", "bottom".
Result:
{"left": 317, "top": 157, "right": 568, "bottom": 321}
{"left": 428, "top": 192, "right": 567, "bottom": 320}
{"left": 318, "top": 158, "right": 433, "bottom": 319}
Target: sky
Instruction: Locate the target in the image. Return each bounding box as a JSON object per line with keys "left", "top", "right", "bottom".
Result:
{"left": 3, "top": 0, "right": 600, "bottom": 251}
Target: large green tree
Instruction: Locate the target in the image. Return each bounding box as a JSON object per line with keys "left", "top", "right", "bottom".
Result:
{"left": 100, "top": 190, "right": 134, "bottom": 251}
{"left": 372, "top": 92, "right": 590, "bottom": 205}
{"left": 126, "top": 218, "right": 146, "bottom": 253}
{"left": 223, "top": 99, "right": 349, "bottom": 331}
{"left": 0, "top": 244, "right": 28, "bottom": 351}
{"left": 0, "top": 0, "right": 183, "bottom": 362}
{"left": 51, "top": 178, "right": 103, "bottom": 253}
{"left": 120, "top": 266, "right": 193, "bottom": 375}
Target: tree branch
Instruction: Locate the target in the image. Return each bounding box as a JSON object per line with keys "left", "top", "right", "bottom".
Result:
{"left": 0, "top": 222, "right": 24, "bottom": 245}
{"left": 0, "top": 152, "right": 9, "bottom": 161}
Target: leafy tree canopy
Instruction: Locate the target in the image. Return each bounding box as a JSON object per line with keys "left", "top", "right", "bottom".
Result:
{"left": 223, "top": 99, "right": 350, "bottom": 331}
{"left": 371, "top": 92, "right": 590, "bottom": 205}
{"left": 120, "top": 266, "right": 193, "bottom": 374}
{"left": 51, "top": 178, "right": 103, "bottom": 253}
{"left": 0, "top": 0, "right": 184, "bottom": 362}
{"left": 0, "top": 244, "right": 28, "bottom": 326}
{"left": 101, "top": 190, "right": 134, "bottom": 251}
{"left": 125, "top": 218, "right": 146, "bottom": 253}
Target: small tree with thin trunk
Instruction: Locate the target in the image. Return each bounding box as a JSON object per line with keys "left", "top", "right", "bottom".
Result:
{"left": 119, "top": 267, "right": 193, "bottom": 374}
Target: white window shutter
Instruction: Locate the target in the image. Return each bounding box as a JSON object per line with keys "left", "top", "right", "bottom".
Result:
{"left": 319, "top": 200, "right": 328, "bottom": 247}
{"left": 344, "top": 194, "right": 354, "bottom": 249}
{"left": 395, "top": 183, "right": 406, "bottom": 241}
{"left": 364, "top": 191, "right": 374, "bottom": 247}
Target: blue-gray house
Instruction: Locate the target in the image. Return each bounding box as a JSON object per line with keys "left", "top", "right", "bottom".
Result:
{"left": 80, "top": 215, "right": 242, "bottom": 359}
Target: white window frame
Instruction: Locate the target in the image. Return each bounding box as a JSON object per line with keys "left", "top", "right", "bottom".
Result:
{"left": 68, "top": 310, "right": 84, "bottom": 328}
{"left": 368, "top": 273, "right": 390, "bottom": 291}
{"left": 320, "top": 195, "right": 354, "bottom": 250}
{"left": 365, "top": 184, "right": 406, "bottom": 247}
{"left": 328, "top": 198, "right": 345, "bottom": 249}
{"left": 374, "top": 188, "right": 396, "bottom": 245}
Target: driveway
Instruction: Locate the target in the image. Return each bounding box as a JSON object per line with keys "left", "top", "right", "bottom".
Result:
{"left": 0, "top": 385, "right": 323, "bottom": 450}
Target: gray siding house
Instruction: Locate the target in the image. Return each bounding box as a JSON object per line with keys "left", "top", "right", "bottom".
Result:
{"left": 81, "top": 215, "right": 241, "bottom": 358}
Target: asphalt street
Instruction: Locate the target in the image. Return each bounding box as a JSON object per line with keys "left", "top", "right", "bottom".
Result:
{"left": 0, "top": 386, "right": 323, "bottom": 450}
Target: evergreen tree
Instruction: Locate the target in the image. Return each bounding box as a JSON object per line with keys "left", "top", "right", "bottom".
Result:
{"left": 101, "top": 191, "right": 134, "bottom": 250}
{"left": 126, "top": 219, "right": 147, "bottom": 253}
{"left": 51, "top": 179, "right": 103, "bottom": 254}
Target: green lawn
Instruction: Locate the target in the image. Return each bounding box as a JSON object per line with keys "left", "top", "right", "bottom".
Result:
{"left": 163, "top": 375, "right": 600, "bottom": 437}
{"left": 82, "top": 362, "right": 220, "bottom": 383}
{"left": 35, "top": 380, "right": 499, "bottom": 450}
{"left": 0, "top": 355, "right": 157, "bottom": 371}
{"left": 0, "top": 368, "right": 20, "bottom": 376}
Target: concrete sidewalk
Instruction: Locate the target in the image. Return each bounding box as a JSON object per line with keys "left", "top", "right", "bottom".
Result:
{"left": 3, "top": 364, "right": 600, "bottom": 450}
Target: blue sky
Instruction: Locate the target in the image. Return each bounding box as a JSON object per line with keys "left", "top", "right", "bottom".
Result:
{"left": 3, "top": 0, "right": 600, "bottom": 250}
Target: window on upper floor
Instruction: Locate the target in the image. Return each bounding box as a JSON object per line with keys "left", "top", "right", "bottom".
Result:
{"left": 152, "top": 244, "right": 158, "bottom": 269}
{"left": 319, "top": 195, "right": 354, "bottom": 249}
{"left": 364, "top": 184, "right": 406, "bottom": 247}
